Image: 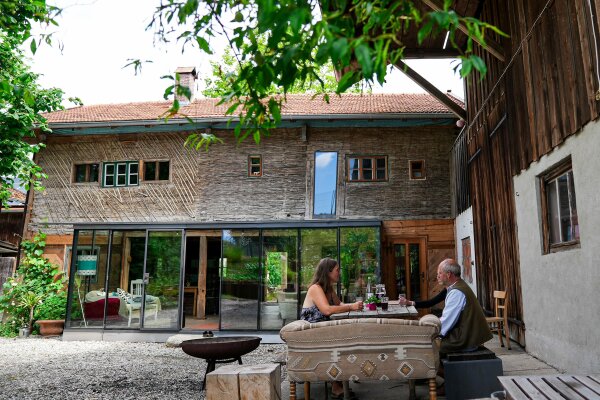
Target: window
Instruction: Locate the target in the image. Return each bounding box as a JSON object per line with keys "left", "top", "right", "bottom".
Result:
{"left": 313, "top": 151, "right": 337, "bottom": 216}
{"left": 347, "top": 156, "right": 387, "bottom": 181}
{"left": 248, "top": 155, "right": 262, "bottom": 177}
{"left": 73, "top": 163, "right": 99, "bottom": 183}
{"left": 144, "top": 160, "right": 170, "bottom": 181}
{"left": 103, "top": 161, "right": 139, "bottom": 187}
{"left": 540, "top": 158, "right": 579, "bottom": 253}
{"left": 409, "top": 160, "right": 426, "bottom": 180}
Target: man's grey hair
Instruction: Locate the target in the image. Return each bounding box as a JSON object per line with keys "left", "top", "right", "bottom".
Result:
{"left": 440, "top": 258, "right": 461, "bottom": 277}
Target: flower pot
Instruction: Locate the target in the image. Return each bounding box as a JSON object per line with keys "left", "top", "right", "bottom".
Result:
{"left": 36, "top": 320, "right": 65, "bottom": 336}
{"left": 366, "top": 303, "right": 377, "bottom": 311}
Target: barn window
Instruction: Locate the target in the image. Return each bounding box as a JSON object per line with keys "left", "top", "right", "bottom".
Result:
{"left": 540, "top": 157, "right": 579, "bottom": 253}
{"left": 143, "top": 160, "right": 170, "bottom": 181}
{"left": 102, "top": 161, "right": 139, "bottom": 187}
{"left": 314, "top": 151, "right": 338, "bottom": 216}
{"left": 347, "top": 156, "right": 387, "bottom": 181}
{"left": 409, "top": 160, "right": 426, "bottom": 180}
{"left": 73, "top": 163, "right": 100, "bottom": 183}
{"left": 248, "top": 155, "right": 262, "bottom": 177}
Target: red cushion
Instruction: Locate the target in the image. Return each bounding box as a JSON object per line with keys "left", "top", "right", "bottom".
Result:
{"left": 84, "top": 297, "right": 120, "bottom": 319}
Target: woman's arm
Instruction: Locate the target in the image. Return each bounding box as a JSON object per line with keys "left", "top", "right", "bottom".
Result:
{"left": 413, "top": 288, "right": 448, "bottom": 309}
{"left": 307, "top": 285, "right": 360, "bottom": 316}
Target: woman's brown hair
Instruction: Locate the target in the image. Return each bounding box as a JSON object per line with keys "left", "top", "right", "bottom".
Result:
{"left": 310, "top": 258, "right": 338, "bottom": 297}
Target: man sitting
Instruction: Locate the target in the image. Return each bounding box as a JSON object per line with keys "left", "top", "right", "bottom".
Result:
{"left": 437, "top": 258, "right": 492, "bottom": 354}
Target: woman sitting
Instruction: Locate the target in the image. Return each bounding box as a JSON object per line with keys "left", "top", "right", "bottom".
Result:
{"left": 301, "top": 258, "right": 363, "bottom": 399}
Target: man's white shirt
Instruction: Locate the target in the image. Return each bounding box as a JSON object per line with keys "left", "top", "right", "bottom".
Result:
{"left": 440, "top": 282, "right": 466, "bottom": 337}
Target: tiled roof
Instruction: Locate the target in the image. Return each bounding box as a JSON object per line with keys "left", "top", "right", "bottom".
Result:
{"left": 43, "top": 93, "right": 463, "bottom": 124}
{"left": 7, "top": 188, "right": 26, "bottom": 207}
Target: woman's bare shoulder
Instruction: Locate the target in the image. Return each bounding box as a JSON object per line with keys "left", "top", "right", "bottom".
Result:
{"left": 307, "top": 284, "right": 324, "bottom": 294}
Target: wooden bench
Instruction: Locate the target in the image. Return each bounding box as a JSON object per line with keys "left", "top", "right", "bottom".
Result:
{"left": 206, "top": 363, "right": 281, "bottom": 400}
{"left": 498, "top": 374, "right": 600, "bottom": 400}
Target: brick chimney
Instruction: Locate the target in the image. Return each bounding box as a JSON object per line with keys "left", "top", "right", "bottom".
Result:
{"left": 175, "top": 66, "right": 197, "bottom": 105}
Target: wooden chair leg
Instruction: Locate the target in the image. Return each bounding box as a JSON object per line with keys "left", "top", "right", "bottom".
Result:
{"left": 429, "top": 377, "right": 437, "bottom": 400}
{"left": 290, "top": 382, "right": 296, "bottom": 400}
{"left": 304, "top": 382, "right": 311, "bottom": 400}
{"left": 343, "top": 381, "right": 350, "bottom": 400}
{"left": 505, "top": 321, "right": 511, "bottom": 350}
{"left": 497, "top": 322, "right": 505, "bottom": 347}
{"left": 408, "top": 379, "right": 416, "bottom": 400}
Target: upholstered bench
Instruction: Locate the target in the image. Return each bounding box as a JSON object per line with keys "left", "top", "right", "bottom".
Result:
{"left": 280, "top": 315, "right": 441, "bottom": 400}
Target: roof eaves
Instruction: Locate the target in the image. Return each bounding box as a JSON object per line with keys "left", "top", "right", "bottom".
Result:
{"left": 48, "top": 112, "right": 456, "bottom": 130}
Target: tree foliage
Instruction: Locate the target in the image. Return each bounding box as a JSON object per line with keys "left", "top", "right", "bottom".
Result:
{"left": 0, "top": 0, "right": 65, "bottom": 208}
{"left": 201, "top": 42, "right": 365, "bottom": 97}
{"left": 148, "top": 0, "right": 504, "bottom": 149}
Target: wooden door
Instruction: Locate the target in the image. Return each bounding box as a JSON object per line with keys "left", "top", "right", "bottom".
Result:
{"left": 390, "top": 238, "right": 427, "bottom": 302}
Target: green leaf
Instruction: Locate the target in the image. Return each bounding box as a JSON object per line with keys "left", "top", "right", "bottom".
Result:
{"left": 355, "top": 44, "right": 372, "bottom": 77}
{"left": 196, "top": 36, "right": 212, "bottom": 54}
{"left": 30, "top": 39, "right": 37, "bottom": 54}
{"left": 469, "top": 55, "right": 487, "bottom": 77}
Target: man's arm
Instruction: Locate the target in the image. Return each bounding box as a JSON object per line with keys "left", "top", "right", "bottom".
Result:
{"left": 439, "top": 289, "right": 466, "bottom": 337}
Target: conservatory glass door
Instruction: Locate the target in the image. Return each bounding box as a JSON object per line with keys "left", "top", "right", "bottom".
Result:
{"left": 142, "top": 230, "right": 182, "bottom": 329}
{"left": 220, "top": 229, "right": 260, "bottom": 330}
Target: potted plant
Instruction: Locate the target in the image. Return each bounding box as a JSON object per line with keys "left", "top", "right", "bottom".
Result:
{"left": 34, "top": 291, "right": 67, "bottom": 336}
{"left": 365, "top": 294, "right": 380, "bottom": 311}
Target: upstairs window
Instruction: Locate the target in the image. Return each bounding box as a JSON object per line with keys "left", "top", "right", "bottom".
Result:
{"left": 248, "top": 155, "right": 262, "bottom": 177}
{"left": 103, "top": 161, "right": 139, "bottom": 187}
{"left": 409, "top": 160, "right": 426, "bottom": 180}
{"left": 73, "top": 163, "right": 99, "bottom": 183}
{"left": 314, "top": 151, "right": 338, "bottom": 216}
{"left": 144, "top": 160, "right": 170, "bottom": 181}
{"left": 540, "top": 158, "right": 579, "bottom": 253}
{"left": 347, "top": 156, "right": 387, "bottom": 182}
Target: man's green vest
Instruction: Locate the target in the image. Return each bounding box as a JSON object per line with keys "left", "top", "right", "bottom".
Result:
{"left": 440, "top": 279, "right": 493, "bottom": 353}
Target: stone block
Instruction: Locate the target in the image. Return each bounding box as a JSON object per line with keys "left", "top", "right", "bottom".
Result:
{"left": 206, "top": 363, "right": 281, "bottom": 400}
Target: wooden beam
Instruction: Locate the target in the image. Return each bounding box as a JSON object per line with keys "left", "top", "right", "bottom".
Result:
{"left": 394, "top": 60, "right": 466, "bottom": 120}
{"left": 197, "top": 236, "right": 207, "bottom": 319}
{"left": 419, "top": 0, "right": 505, "bottom": 62}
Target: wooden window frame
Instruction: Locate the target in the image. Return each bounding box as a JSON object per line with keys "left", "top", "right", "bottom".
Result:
{"left": 72, "top": 163, "right": 100, "bottom": 184}
{"left": 409, "top": 160, "right": 426, "bottom": 180}
{"left": 346, "top": 155, "right": 388, "bottom": 182}
{"left": 539, "top": 157, "right": 579, "bottom": 254}
{"left": 142, "top": 160, "right": 171, "bottom": 182}
{"left": 248, "top": 155, "right": 262, "bottom": 177}
{"left": 102, "top": 161, "right": 139, "bottom": 188}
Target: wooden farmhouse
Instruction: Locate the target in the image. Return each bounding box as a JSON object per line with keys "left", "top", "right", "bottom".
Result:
{"left": 17, "top": 0, "right": 600, "bottom": 374}
{"left": 29, "top": 90, "right": 463, "bottom": 338}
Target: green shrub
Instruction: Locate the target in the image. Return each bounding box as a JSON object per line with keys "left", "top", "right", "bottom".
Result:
{"left": 34, "top": 292, "right": 67, "bottom": 320}
{"left": 0, "top": 232, "right": 66, "bottom": 335}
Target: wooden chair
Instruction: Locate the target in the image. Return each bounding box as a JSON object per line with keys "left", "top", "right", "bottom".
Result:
{"left": 486, "top": 290, "right": 511, "bottom": 349}
{"left": 130, "top": 279, "right": 144, "bottom": 296}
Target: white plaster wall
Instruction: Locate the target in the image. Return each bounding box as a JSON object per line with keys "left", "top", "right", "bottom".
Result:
{"left": 513, "top": 119, "right": 600, "bottom": 374}
{"left": 455, "top": 207, "right": 478, "bottom": 296}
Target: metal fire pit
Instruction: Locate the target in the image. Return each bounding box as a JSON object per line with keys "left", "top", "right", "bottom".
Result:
{"left": 181, "top": 336, "right": 262, "bottom": 390}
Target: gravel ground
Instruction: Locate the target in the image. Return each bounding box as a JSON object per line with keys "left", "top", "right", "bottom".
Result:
{"left": 0, "top": 337, "right": 286, "bottom": 400}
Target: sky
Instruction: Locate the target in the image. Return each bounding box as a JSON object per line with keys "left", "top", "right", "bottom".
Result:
{"left": 28, "top": 0, "right": 465, "bottom": 107}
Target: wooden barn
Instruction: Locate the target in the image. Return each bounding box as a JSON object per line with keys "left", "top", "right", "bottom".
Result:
{"left": 451, "top": 0, "right": 600, "bottom": 373}
{"left": 28, "top": 92, "right": 462, "bottom": 338}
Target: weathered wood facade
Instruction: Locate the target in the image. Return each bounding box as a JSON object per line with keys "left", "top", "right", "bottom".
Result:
{"left": 29, "top": 95, "right": 461, "bottom": 319}
{"left": 453, "top": 0, "right": 600, "bottom": 346}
